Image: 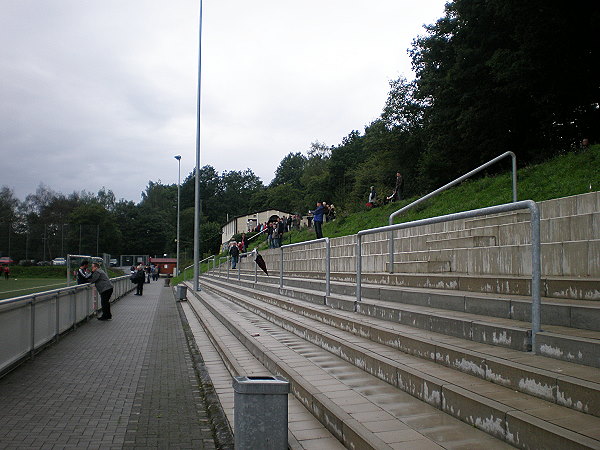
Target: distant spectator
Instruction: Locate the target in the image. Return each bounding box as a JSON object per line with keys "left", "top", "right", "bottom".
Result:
{"left": 89, "top": 262, "right": 114, "bottom": 320}
{"left": 581, "top": 138, "right": 590, "bottom": 149}
{"left": 310, "top": 201, "right": 325, "bottom": 239}
{"left": 229, "top": 241, "right": 240, "bottom": 269}
{"left": 3, "top": 265, "right": 9, "bottom": 280}
{"left": 387, "top": 172, "right": 404, "bottom": 202}
{"left": 367, "top": 186, "right": 377, "bottom": 207}
{"left": 77, "top": 260, "right": 92, "bottom": 284}
{"left": 134, "top": 264, "right": 145, "bottom": 295}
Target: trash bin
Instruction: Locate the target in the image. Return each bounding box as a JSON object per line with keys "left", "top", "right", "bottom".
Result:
{"left": 233, "top": 375, "right": 289, "bottom": 450}
{"left": 164, "top": 277, "right": 171, "bottom": 287}
{"left": 176, "top": 284, "right": 187, "bottom": 301}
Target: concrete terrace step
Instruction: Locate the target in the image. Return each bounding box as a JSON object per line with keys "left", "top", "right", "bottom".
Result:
{"left": 203, "top": 274, "right": 600, "bottom": 419}
{"left": 192, "top": 279, "right": 600, "bottom": 449}
{"left": 205, "top": 272, "right": 600, "bottom": 369}
{"left": 180, "top": 291, "right": 345, "bottom": 449}
{"left": 266, "top": 269, "right": 600, "bottom": 301}
{"left": 215, "top": 270, "right": 600, "bottom": 332}
{"left": 186, "top": 284, "right": 516, "bottom": 449}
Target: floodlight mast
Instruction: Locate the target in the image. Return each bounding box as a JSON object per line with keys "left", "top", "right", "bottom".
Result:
{"left": 174, "top": 155, "right": 181, "bottom": 276}
{"left": 193, "top": 0, "right": 203, "bottom": 291}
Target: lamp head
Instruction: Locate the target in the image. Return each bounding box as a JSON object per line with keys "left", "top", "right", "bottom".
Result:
{"left": 174, "top": 155, "right": 181, "bottom": 161}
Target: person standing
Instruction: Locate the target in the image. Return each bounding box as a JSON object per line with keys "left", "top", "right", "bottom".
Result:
{"left": 368, "top": 186, "right": 377, "bottom": 207}
{"left": 229, "top": 241, "right": 240, "bottom": 269}
{"left": 77, "top": 260, "right": 92, "bottom": 284}
{"left": 394, "top": 172, "right": 404, "bottom": 201}
{"left": 134, "top": 264, "right": 145, "bottom": 295}
{"left": 310, "top": 201, "right": 325, "bottom": 239}
{"left": 3, "top": 265, "right": 9, "bottom": 280}
{"left": 89, "top": 262, "right": 114, "bottom": 321}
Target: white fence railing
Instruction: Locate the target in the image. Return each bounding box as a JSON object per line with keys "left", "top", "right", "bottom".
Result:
{"left": 0, "top": 275, "right": 133, "bottom": 376}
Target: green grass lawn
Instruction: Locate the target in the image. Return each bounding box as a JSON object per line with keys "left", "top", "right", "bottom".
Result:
{"left": 0, "top": 278, "right": 74, "bottom": 301}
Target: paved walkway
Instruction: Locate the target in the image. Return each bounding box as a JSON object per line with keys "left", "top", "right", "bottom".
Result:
{"left": 0, "top": 280, "right": 217, "bottom": 449}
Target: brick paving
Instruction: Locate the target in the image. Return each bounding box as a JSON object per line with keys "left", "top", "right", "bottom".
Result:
{"left": 0, "top": 280, "right": 217, "bottom": 449}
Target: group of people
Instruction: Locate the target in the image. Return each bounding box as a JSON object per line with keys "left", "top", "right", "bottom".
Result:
{"left": 76, "top": 260, "right": 114, "bottom": 321}
{"left": 367, "top": 172, "right": 405, "bottom": 208}
{"left": 251, "top": 214, "right": 303, "bottom": 235}
{"left": 128, "top": 263, "right": 160, "bottom": 295}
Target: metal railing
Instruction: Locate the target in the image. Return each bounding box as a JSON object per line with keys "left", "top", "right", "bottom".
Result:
{"left": 280, "top": 238, "right": 330, "bottom": 296}
{"left": 388, "top": 151, "right": 517, "bottom": 273}
{"left": 359, "top": 201, "right": 541, "bottom": 350}
{"left": 0, "top": 275, "right": 133, "bottom": 376}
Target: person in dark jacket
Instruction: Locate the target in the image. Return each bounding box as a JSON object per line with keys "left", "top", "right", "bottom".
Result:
{"left": 77, "top": 260, "right": 92, "bottom": 284}
{"left": 229, "top": 241, "right": 240, "bottom": 269}
{"left": 89, "top": 263, "right": 114, "bottom": 321}
{"left": 134, "top": 264, "right": 145, "bottom": 295}
{"left": 310, "top": 201, "right": 325, "bottom": 239}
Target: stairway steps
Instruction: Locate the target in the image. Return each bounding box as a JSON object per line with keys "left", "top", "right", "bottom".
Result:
{"left": 188, "top": 284, "right": 515, "bottom": 449}
{"left": 181, "top": 290, "right": 345, "bottom": 449}
{"left": 194, "top": 278, "right": 600, "bottom": 449}
{"left": 208, "top": 272, "right": 600, "bottom": 368}
{"left": 204, "top": 274, "right": 600, "bottom": 417}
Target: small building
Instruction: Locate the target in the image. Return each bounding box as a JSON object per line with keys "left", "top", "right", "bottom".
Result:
{"left": 221, "top": 210, "right": 293, "bottom": 245}
{"left": 149, "top": 257, "right": 177, "bottom": 276}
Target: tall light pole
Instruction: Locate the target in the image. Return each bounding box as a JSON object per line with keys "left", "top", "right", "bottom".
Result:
{"left": 174, "top": 155, "right": 182, "bottom": 276}
{"left": 193, "top": 0, "right": 203, "bottom": 291}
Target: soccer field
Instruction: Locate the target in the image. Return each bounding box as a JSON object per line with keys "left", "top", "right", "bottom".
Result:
{"left": 0, "top": 278, "right": 73, "bottom": 301}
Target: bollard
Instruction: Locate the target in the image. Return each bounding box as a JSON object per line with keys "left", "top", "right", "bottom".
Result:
{"left": 176, "top": 285, "right": 187, "bottom": 301}
{"left": 164, "top": 277, "right": 171, "bottom": 287}
{"left": 233, "top": 375, "right": 289, "bottom": 450}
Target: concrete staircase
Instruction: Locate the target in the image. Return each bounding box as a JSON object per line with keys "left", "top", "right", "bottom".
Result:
{"left": 183, "top": 192, "right": 600, "bottom": 449}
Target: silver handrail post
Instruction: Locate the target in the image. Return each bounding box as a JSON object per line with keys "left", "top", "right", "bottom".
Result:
{"left": 227, "top": 256, "right": 230, "bottom": 279}
{"left": 530, "top": 202, "right": 541, "bottom": 350}
{"left": 325, "top": 237, "right": 331, "bottom": 296}
{"left": 279, "top": 247, "right": 284, "bottom": 290}
{"left": 253, "top": 249, "right": 258, "bottom": 283}
{"left": 356, "top": 235, "right": 362, "bottom": 304}
{"left": 511, "top": 153, "right": 518, "bottom": 202}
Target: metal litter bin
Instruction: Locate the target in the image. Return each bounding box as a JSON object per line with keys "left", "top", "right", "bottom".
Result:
{"left": 233, "top": 375, "right": 289, "bottom": 450}
{"left": 176, "top": 284, "right": 187, "bottom": 301}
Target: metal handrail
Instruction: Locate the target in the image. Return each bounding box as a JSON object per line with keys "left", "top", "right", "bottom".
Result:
{"left": 388, "top": 151, "right": 517, "bottom": 273}
{"left": 359, "top": 200, "right": 541, "bottom": 351}
{"left": 280, "top": 238, "right": 330, "bottom": 296}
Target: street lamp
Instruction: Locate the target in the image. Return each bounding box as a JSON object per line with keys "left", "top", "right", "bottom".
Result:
{"left": 174, "top": 155, "right": 182, "bottom": 276}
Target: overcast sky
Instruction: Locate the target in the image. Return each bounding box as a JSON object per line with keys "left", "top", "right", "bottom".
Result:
{"left": 1, "top": 0, "right": 447, "bottom": 202}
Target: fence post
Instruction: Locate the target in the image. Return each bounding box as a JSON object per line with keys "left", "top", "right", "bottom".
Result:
{"left": 356, "top": 235, "right": 362, "bottom": 306}
{"left": 325, "top": 238, "right": 331, "bottom": 297}
{"left": 530, "top": 201, "right": 541, "bottom": 351}
{"left": 279, "top": 247, "right": 284, "bottom": 289}
{"left": 30, "top": 298, "right": 36, "bottom": 359}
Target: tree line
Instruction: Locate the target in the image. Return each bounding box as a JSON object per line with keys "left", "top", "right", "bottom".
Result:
{"left": 1, "top": 1, "right": 597, "bottom": 261}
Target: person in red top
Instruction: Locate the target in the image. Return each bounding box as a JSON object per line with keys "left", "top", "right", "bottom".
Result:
{"left": 3, "top": 265, "right": 10, "bottom": 280}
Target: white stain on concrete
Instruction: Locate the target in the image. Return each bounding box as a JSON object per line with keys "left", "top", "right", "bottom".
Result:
{"left": 492, "top": 331, "right": 512, "bottom": 345}
{"left": 455, "top": 358, "right": 485, "bottom": 378}
{"left": 539, "top": 344, "right": 564, "bottom": 358}
{"left": 518, "top": 378, "right": 554, "bottom": 399}
{"left": 557, "top": 390, "right": 589, "bottom": 413}
{"left": 470, "top": 415, "right": 505, "bottom": 438}
{"left": 485, "top": 367, "right": 511, "bottom": 385}
{"left": 424, "top": 382, "right": 441, "bottom": 406}
{"left": 505, "top": 423, "right": 519, "bottom": 445}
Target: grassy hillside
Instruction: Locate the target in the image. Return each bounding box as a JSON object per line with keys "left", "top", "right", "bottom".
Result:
{"left": 280, "top": 146, "right": 600, "bottom": 243}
